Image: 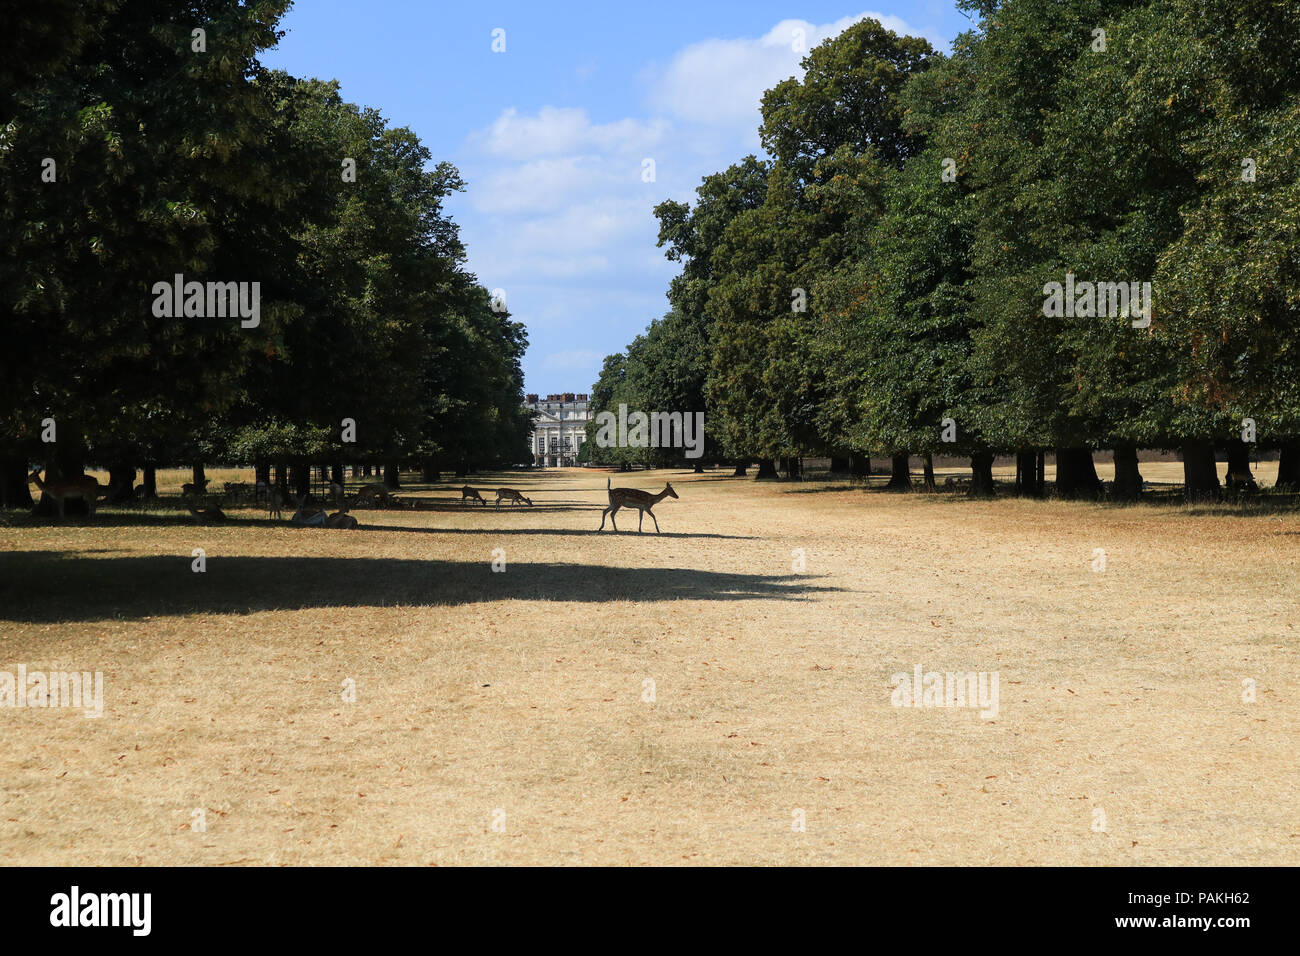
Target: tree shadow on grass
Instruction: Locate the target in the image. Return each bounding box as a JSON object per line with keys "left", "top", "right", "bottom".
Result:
{"left": 0, "top": 551, "right": 840, "bottom": 624}
{"left": 1, "top": 510, "right": 752, "bottom": 539}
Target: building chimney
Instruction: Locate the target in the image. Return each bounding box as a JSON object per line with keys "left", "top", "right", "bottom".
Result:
{"left": 525, "top": 394, "right": 538, "bottom": 404}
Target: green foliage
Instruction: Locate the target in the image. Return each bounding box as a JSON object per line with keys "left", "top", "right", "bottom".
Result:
{"left": 621, "top": 1, "right": 1300, "bottom": 471}
{"left": 0, "top": 3, "right": 526, "bottom": 479}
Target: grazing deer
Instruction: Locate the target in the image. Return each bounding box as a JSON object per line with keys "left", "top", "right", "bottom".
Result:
{"left": 598, "top": 477, "right": 678, "bottom": 533}
{"left": 268, "top": 485, "right": 284, "bottom": 520}
{"left": 461, "top": 485, "right": 486, "bottom": 506}
{"left": 28, "top": 469, "right": 105, "bottom": 518}
{"left": 355, "top": 482, "right": 394, "bottom": 508}
{"left": 288, "top": 494, "right": 326, "bottom": 527}
{"left": 495, "top": 488, "right": 532, "bottom": 507}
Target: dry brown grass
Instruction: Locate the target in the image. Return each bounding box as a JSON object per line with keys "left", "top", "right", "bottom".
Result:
{"left": 1, "top": 467, "right": 1297, "bottom": 865}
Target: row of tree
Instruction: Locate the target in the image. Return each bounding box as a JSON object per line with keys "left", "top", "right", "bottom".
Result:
{"left": 1, "top": 0, "right": 532, "bottom": 509}
{"left": 589, "top": 0, "right": 1300, "bottom": 499}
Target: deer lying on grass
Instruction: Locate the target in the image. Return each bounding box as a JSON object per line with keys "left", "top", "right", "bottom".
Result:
{"left": 495, "top": 488, "right": 532, "bottom": 507}
{"left": 28, "top": 470, "right": 106, "bottom": 518}
{"left": 183, "top": 499, "right": 227, "bottom": 523}
{"left": 598, "top": 478, "right": 678, "bottom": 533}
{"left": 461, "top": 486, "right": 486, "bottom": 506}
{"left": 325, "top": 496, "right": 359, "bottom": 529}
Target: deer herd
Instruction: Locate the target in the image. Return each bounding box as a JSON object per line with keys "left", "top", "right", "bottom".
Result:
{"left": 24, "top": 469, "right": 680, "bottom": 532}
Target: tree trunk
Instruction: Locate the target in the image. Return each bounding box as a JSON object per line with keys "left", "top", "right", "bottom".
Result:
{"left": 192, "top": 463, "right": 207, "bottom": 494}
{"left": 1224, "top": 439, "right": 1257, "bottom": 492}
{"left": 1277, "top": 441, "right": 1300, "bottom": 490}
{"left": 1055, "top": 447, "right": 1103, "bottom": 499}
{"left": 1111, "top": 444, "right": 1143, "bottom": 502}
{"left": 421, "top": 460, "right": 438, "bottom": 483}
{"left": 783, "top": 456, "right": 801, "bottom": 479}
{"left": 0, "top": 455, "right": 34, "bottom": 509}
{"left": 362, "top": 464, "right": 372, "bottom": 477}
{"left": 850, "top": 454, "right": 871, "bottom": 477}
{"left": 922, "top": 453, "right": 936, "bottom": 491}
{"left": 755, "top": 459, "right": 779, "bottom": 479}
{"left": 884, "top": 452, "right": 912, "bottom": 491}
{"left": 290, "top": 463, "right": 310, "bottom": 498}
{"left": 107, "top": 462, "right": 136, "bottom": 503}
{"left": 829, "top": 456, "right": 850, "bottom": 474}
{"left": 1181, "top": 440, "right": 1221, "bottom": 502}
{"left": 968, "top": 450, "right": 996, "bottom": 498}
{"left": 731, "top": 460, "right": 749, "bottom": 477}
{"left": 1014, "top": 450, "right": 1039, "bottom": 497}
{"left": 1036, "top": 450, "right": 1046, "bottom": 495}
{"left": 142, "top": 464, "right": 158, "bottom": 500}
{"left": 254, "top": 461, "right": 270, "bottom": 490}
{"left": 384, "top": 461, "right": 401, "bottom": 489}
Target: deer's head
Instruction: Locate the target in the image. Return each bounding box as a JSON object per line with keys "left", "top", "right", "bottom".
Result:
{"left": 664, "top": 482, "right": 678, "bottom": 499}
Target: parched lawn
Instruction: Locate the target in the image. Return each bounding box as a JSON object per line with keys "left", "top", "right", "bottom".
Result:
{"left": 1, "top": 467, "right": 1297, "bottom": 865}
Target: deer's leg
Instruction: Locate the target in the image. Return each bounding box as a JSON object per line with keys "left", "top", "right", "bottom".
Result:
{"left": 638, "top": 508, "right": 644, "bottom": 532}
{"left": 650, "top": 510, "right": 660, "bottom": 533}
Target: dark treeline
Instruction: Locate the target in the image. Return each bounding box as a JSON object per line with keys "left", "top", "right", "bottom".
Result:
{"left": 1, "top": 0, "right": 531, "bottom": 509}
{"left": 589, "top": 0, "right": 1300, "bottom": 499}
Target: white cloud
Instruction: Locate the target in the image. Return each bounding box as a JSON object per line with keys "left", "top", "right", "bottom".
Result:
{"left": 643, "top": 12, "right": 929, "bottom": 132}
{"left": 474, "top": 106, "right": 668, "bottom": 160}
{"left": 456, "top": 12, "right": 942, "bottom": 391}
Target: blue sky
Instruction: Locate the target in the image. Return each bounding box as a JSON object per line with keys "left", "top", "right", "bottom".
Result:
{"left": 262, "top": 2, "right": 970, "bottom": 394}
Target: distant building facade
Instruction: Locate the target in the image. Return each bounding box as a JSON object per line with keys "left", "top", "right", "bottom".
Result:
{"left": 525, "top": 393, "right": 591, "bottom": 467}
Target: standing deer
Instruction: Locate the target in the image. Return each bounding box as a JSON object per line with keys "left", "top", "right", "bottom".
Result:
{"left": 181, "top": 478, "right": 209, "bottom": 498}
{"left": 268, "top": 485, "right": 284, "bottom": 520}
{"left": 598, "top": 478, "right": 678, "bottom": 533}
{"left": 495, "top": 488, "right": 532, "bottom": 507}
{"left": 461, "top": 486, "right": 486, "bottom": 506}
{"left": 28, "top": 470, "right": 105, "bottom": 518}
